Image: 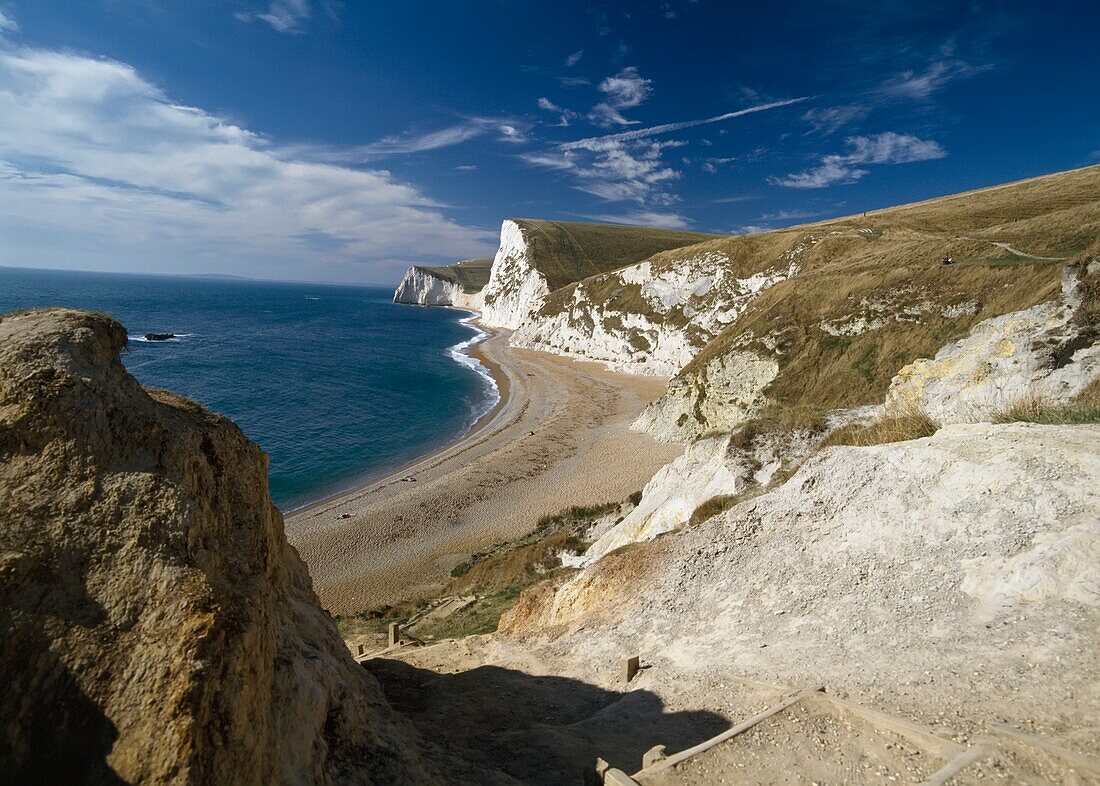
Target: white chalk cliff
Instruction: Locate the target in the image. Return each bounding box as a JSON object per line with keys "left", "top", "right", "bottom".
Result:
{"left": 478, "top": 220, "right": 551, "bottom": 330}
{"left": 393, "top": 266, "right": 482, "bottom": 309}
{"left": 510, "top": 251, "right": 799, "bottom": 376}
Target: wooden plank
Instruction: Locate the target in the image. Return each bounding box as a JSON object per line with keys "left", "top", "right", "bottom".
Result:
{"left": 812, "top": 694, "right": 965, "bottom": 759}
{"left": 918, "top": 746, "right": 985, "bottom": 786}
{"left": 991, "top": 723, "right": 1100, "bottom": 776}
{"left": 638, "top": 688, "right": 821, "bottom": 774}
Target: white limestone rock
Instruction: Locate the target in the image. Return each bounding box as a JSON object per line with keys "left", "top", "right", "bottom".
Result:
{"left": 511, "top": 252, "right": 797, "bottom": 376}
{"left": 479, "top": 220, "right": 551, "bottom": 329}
{"left": 887, "top": 264, "right": 1099, "bottom": 422}
{"left": 394, "top": 267, "right": 463, "bottom": 306}
{"left": 633, "top": 350, "right": 779, "bottom": 442}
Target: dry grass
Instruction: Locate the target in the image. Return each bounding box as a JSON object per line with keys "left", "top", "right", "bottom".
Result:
{"left": 822, "top": 405, "right": 940, "bottom": 447}
{"left": 687, "top": 494, "right": 744, "bottom": 527}
{"left": 728, "top": 403, "right": 828, "bottom": 450}
{"left": 990, "top": 384, "right": 1100, "bottom": 425}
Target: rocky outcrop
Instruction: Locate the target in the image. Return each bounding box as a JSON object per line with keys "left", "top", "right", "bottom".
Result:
{"left": 510, "top": 251, "right": 798, "bottom": 376}
{"left": 393, "top": 267, "right": 470, "bottom": 307}
{"left": 477, "top": 219, "right": 719, "bottom": 331}
{"left": 581, "top": 435, "right": 745, "bottom": 562}
{"left": 504, "top": 420, "right": 1100, "bottom": 652}
{"left": 0, "top": 309, "right": 435, "bottom": 784}
{"left": 392, "top": 258, "right": 491, "bottom": 309}
{"left": 633, "top": 350, "right": 779, "bottom": 441}
{"left": 581, "top": 423, "right": 822, "bottom": 563}
{"left": 479, "top": 220, "right": 550, "bottom": 329}
{"left": 887, "top": 257, "right": 1100, "bottom": 421}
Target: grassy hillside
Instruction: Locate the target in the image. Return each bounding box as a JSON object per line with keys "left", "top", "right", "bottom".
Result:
{"left": 414, "top": 258, "right": 493, "bottom": 293}
{"left": 514, "top": 219, "right": 719, "bottom": 291}
{"left": 677, "top": 165, "right": 1099, "bottom": 412}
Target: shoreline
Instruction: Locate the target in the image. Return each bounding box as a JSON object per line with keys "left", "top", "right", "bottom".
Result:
{"left": 286, "top": 327, "right": 681, "bottom": 614}
{"left": 285, "top": 307, "right": 512, "bottom": 517}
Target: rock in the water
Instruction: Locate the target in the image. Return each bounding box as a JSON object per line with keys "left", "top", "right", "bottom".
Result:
{"left": 0, "top": 309, "right": 434, "bottom": 785}
{"left": 143, "top": 332, "right": 175, "bottom": 341}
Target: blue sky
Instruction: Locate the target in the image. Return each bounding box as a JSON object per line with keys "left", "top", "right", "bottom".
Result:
{"left": 0, "top": 1, "right": 1096, "bottom": 284}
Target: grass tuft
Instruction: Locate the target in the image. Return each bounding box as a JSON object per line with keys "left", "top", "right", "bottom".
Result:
{"left": 687, "top": 494, "right": 744, "bottom": 527}
{"left": 822, "top": 404, "right": 940, "bottom": 447}
{"left": 990, "top": 384, "right": 1100, "bottom": 425}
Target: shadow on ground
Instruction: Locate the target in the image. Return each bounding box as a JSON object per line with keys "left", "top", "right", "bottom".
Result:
{"left": 366, "top": 658, "right": 728, "bottom": 785}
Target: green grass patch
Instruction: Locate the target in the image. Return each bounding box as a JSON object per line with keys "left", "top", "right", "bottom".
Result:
{"left": 412, "top": 587, "right": 525, "bottom": 641}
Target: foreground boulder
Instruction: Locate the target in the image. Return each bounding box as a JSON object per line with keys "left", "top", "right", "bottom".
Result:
{"left": 0, "top": 309, "right": 434, "bottom": 784}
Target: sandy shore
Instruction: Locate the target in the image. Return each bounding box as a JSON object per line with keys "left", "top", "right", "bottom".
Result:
{"left": 286, "top": 331, "right": 680, "bottom": 615}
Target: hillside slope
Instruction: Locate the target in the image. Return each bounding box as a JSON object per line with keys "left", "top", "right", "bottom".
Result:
{"left": 374, "top": 421, "right": 1100, "bottom": 783}
{"left": 0, "top": 310, "right": 442, "bottom": 784}
{"left": 512, "top": 166, "right": 1099, "bottom": 391}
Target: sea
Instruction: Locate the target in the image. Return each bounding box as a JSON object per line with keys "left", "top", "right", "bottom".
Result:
{"left": 0, "top": 266, "right": 498, "bottom": 511}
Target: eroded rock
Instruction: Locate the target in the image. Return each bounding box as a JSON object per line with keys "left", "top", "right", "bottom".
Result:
{"left": 0, "top": 309, "right": 434, "bottom": 785}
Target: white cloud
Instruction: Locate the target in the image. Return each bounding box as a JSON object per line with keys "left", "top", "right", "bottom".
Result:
{"left": 702, "top": 156, "right": 737, "bottom": 173}
{"left": 235, "top": 0, "right": 312, "bottom": 33}
{"left": 454, "top": 164, "right": 477, "bottom": 171}
{"left": 521, "top": 139, "right": 681, "bottom": 204}
{"left": 589, "top": 209, "right": 691, "bottom": 229}
{"left": 0, "top": 45, "right": 494, "bottom": 281}
{"left": 566, "top": 49, "right": 584, "bottom": 67}
{"left": 537, "top": 97, "right": 580, "bottom": 127}
{"left": 526, "top": 97, "right": 806, "bottom": 209}
{"left": 802, "top": 104, "right": 869, "bottom": 134}
{"left": 335, "top": 116, "right": 525, "bottom": 159}
{"left": 564, "top": 97, "right": 810, "bottom": 150}
{"left": 758, "top": 209, "right": 818, "bottom": 221}
{"left": 770, "top": 132, "right": 946, "bottom": 188}
{"left": 498, "top": 124, "right": 526, "bottom": 143}
{"left": 589, "top": 66, "right": 652, "bottom": 127}
{"left": 351, "top": 122, "right": 489, "bottom": 157}
{"left": 876, "top": 59, "right": 984, "bottom": 100}
{"left": 0, "top": 8, "right": 18, "bottom": 34}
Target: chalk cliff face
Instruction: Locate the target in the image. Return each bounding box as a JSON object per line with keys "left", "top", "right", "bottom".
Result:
{"left": 510, "top": 250, "right": 798, "bottom": 376}
{"left": 479, "top": 219, "right": 550, "bottom": 329}
{"left": 0, "top": 309, "right": 434, "bottom": 785}
{"left": 393, "top": 266, "right": 469, "bottom": 306}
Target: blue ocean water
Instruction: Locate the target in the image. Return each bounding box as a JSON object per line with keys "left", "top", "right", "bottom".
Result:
{"left": 0, "top": 266, "right": 497, "bottom": 510}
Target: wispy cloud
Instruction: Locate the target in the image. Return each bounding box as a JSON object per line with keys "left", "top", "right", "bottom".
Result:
{"left": 564, "top": 97, "right": 810, "bottom": 151}
{"left": 589, "top": 209, "right": 691, "bottom": 229}
{"left": 589, "top": 66, "right": 652, "bottom": 127}
{"left": 770, "top": 132, "right": 946, "bottom": 188}
{"left": 558, "top": 75, "right": 591, "bottom": 88}
{"left": 566, "top": 49, "right": 584, "bottom": 67}
{"left": 538, "top": 97, "right": 580, "bottom": 126}
{"left": 236, "top": 0, "right": 311, "bottom": 33}
{"left": 802, "top": 104, "right": 869, "bottom": 135}
{"left": 875, "top": 59, "right": 985, "bottom": 100}
{"left": 498, "top": 124, "right": 526, "bottom": 143}
{"left": 701, "top": 156, "right": 738, "bottom": 173}
{"left": 0, "top": 8, "right": 18, "bottom": 34}
{"left": 336, "top": 118, "right": 525, "bottom": 159}
{"left": 0, "top": 45, "right": 493, "bottom": 281}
